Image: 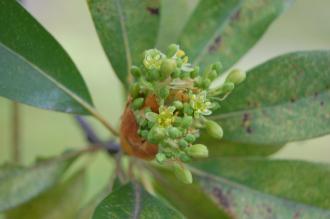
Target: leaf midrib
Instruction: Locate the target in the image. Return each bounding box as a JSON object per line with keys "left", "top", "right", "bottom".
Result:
{"left": 115, "top": 0, "right": 133, "bottom": 84}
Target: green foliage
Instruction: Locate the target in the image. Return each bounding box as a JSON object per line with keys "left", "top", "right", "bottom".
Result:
{"left": 179, "top": 0, "right": 293, "bottom": 71}
{"left": 6, "top": 170, "right": 86, "bottom": 219}
{"left": 0, "top": 152, "right": 78, "bottom": 212}
{"left": 212, "top": 51, "right": 330, "bottom": 145}
{"left": 0, "top": 1, "right": 93, "bottom": 114}
{"left": 88, "top": 0, "right": 161, "bottom": 86}
{"left": 191, "top": 158, "right": 330, "bottom": 218}
{"left": 1, "top": 0, "right": 330, "bottom": 218}
{"left": 152, "top": 167, "right": 231, "bottom": 219}
{"left": 92, "top": 183, "right": 184, "bottom": 219}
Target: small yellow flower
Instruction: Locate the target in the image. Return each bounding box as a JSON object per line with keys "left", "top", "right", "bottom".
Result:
{"left": 190, "top": 91, "right": 212, "bottom": 117}
{"left": 157, "top": 106, "right": 176, "bottom": 127}
{"left": 143, "top": 49, "right": 164, "bottom": 70}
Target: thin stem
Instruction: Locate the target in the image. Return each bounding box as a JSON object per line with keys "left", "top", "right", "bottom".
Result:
{"left": 86, "top": 107, "right": 119, "bottom": 136}
{"left": 75, "top": 116, "right": 120, "bottom": 153}
{"left": 11, "top": 102, "right": 21, "bottom": 162}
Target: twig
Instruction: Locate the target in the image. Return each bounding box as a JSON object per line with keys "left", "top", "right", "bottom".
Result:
{"left": 11, "top": 102, "right": 21, "bottom": 162}
{"left": 75, "top": 116, "right": 120, "bottom": 153}
{"left": 132, "top": 183, "right": 142, "bottom": 219}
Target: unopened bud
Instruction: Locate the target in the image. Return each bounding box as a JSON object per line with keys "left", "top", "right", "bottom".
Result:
{"left": 226, "top": 69, "right": 246, "bottom": 85}
{"left": 173, "top": 100, "right": 183, "bottom": 110}
{"left": 212, "top": 61, "right": 223, "bottom": 74}
{"left": 173, "top": 163, "right": 193, "bottom": 184}
{"left": 208, "top": 70, "right": 218, "bottom": 81}
{"left": 185, "top": 134, "right": 196, "bottom": 143}
{"left": 156, "top": 153, "right": 167, "bottom": 163}
{"left": 130, "top": 83, "right": 140, "bottom": 98}
{"left": 160, "top": 59, "right": 177, "bottom": 80}
{"left": 168, "top": 127, "right": 182, "bottom": 138}
{"left": 147, "top": 126, "right": 166, "bottom": 144}
{"left": 204, "top": 120, "right": 223, "bottom": 139}
{"left": 186, "top": 144, "right": 208, "bottom": 158}
{"left": 159, "top": 86, "right": 170, "bottom": 99}
{"left": 131, "top": 65, "right": 141, "bottom": 78}
{"left": 167, "top": 44, "right": 179, "bottom": 57}
{"left": 181, "top": 116, "right": 193, "bottom": 128}
{"left": 132, "top": 97, "right": 144, "bottom": 110}
{"left": 178, "top": 139, "right": 188, "bottom": 148}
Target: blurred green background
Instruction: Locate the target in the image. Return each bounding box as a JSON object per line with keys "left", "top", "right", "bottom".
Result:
{"left": 1, "top": 0, "right": 330, "bottom": 209}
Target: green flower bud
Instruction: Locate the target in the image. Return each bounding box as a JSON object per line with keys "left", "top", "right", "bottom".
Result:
{"left": 145, "top": 69, "right": 160, "bottom": 81}
{"left": 148, "top": 126, "right": 166, "bottom": 144}
{"left": 168, "top": 127, "right": 182, "bottom": 139}
{"left": 171, "top": 68, "right": 181, "bottom": 78}
{"left": 226, "top": 69, "right": 246, "bottom": 85}
{"left": 179, "top": 152, "right": 191, "bottom": 162}
{"left": 185, "top": 134, "right": 196, "bottom": 143}
{"left": 180, "top": 71, "right": 191, "bottom": 79}
{"left": 186, "top": 144, "right": 208, "bottom": 158}
{"left": 190, "top": 66, "right": 200, "bottom": 78}
{"left": 212, "top": 61, "right": 223, "bottom": 74}
{"left": 160, "top": 59, "right": 177, "bottom": 80}
{"left": 140, "top": 130, "right": 149, "bottom": 139}
{"left": 156, "top": 152, "right": 167, "bottom": 163}
{"left": 173, "top": 100, "right": 183, "bottom": 110}
{"left": 201, "top": 78, "right": 211, "bottom": 89}
{"left": 131, "top": 65, "right": 141, "bottom": 78}
{"left": 178, "top": 139, "right": 188, "bottom": 148}
{"left": 130, "top": 83, "right": 141, "bottom": 98}
{"left": 173, "top": 117, "right": 182, "bottom": 126}
{"left": 208, "top": 70, "right": 218, "bottom": 81}
{"left": 148, "top": 120, "right": 155, "bottom": 129}
{"left": 159, "top": 86, "right": 170, "bottom": 99}
{"left": 194, "top": 76, "right": 203, "bottom": 88}
{"left": 167, "top": 44, "right": 179, "bottom": 57}
{"left": 181, "top": 116, "right": 193, "bottom": 128}
{"left": 183, "top": 103, "right": 194, "bottom": 116}
{"left": 204, "top": 120, "right": 223, "bottom": 139}
{"left": 132, "top": 97, "right": 144, "bottom": 110}
{"left": 173, "top": 163, "right": 193, "bottom": 184}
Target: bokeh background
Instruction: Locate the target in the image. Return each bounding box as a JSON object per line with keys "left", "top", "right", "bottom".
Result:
{"left": 1, "top": 0, "right": 330, "bottom": 211}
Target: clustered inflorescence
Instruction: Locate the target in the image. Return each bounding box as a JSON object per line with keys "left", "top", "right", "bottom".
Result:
{"left": 128, "top": 44, "right": 246, "bottom": 183}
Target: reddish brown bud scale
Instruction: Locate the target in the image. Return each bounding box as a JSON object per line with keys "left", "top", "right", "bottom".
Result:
{"left": 120, "top": 99, "right": 158, "bottom": 160}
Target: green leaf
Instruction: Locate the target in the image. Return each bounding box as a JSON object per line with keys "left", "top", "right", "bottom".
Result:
{"left": 152, "top": 167, "right": 231, "bottom": 219}
{"left": 6, "top": 170, "right": 86, "bottom": 219}
{"left": 211, "top": 51, "right": 330, "bottom": 145}
{"left": 179, "top": 0, "right": 292, "bottom": 71}
{"left": 191, "top": 158, "right": 330, "bottom": 218}
{"left": 0, "top": 151, "right": 79, "bottom": 212}
{"left": 156, "top": 0, "right": 198, "bottom": 50}
{"left": 93, "top": 183, "right": 184, "bottom": 219}
{"left": 88, "top": 0, "right": 161, "bottom": 87}
{"left": 198, "top": 132, "right": 283, "bottom": 157}
{"left": 0, "top": 1, "right": 93, "bottom": 114}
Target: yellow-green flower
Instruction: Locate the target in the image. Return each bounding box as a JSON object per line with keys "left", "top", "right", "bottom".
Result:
{"left": 145, "top": 106, "right": 176, "bottom": 128}
{"left": 190, "top": 91, "right": 212, "bottom": 117}
{"left": 143, "top": 49, "right": 164, "bottom": 70}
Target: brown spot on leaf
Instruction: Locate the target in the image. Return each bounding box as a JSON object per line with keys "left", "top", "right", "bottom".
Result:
{"left": 246, "top": 126, "right": 253, "bottom": 134}
{"left": 208, "top": 36, "right": 222, "bottom": 53}
{"left": 231, "top": 9, "right": 241, "bottom": 21}
{"left": 290, "top": 97, "right": 296, "bottom": 103}
{"left": 243, "top": 113, "right": 250, "bottom": 122}
{"left": 314, "top": 92, "right": 319, "bottom": 98}
{"left": 320, "top": 101, "right": 324, "bottom": 106}
{"left": 212, "top": 187, "right": 231, "bottom": 209}
{"left": 294, "top": 211, "right": 301, "bottom": 219}
{"left": 147, "top": 7, "right": 159, "bottom": 15}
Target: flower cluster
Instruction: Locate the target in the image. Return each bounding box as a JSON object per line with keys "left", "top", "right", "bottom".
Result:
{"left": 125, "top": 44, "right": 246, "bottom": 183}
